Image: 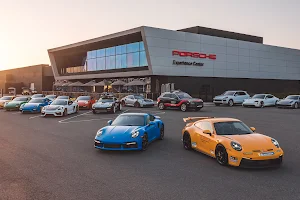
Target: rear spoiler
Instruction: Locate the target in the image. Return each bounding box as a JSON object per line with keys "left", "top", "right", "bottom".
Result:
{"left": 183, "top": 117, "right": 214, "bottom": 123}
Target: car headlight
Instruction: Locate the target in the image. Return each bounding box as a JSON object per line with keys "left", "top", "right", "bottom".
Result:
{"left": 290, "top": 101, "right": 294, "bottom": 103}
{"left": 271, "top": 138, "right": 280, "bottom": 148}
{"left": 15, "top": 104, "right": 20, "bottom": 107}
{"left": 42, "top": 106, "right": 46, "bottom": 110}
{"left": 108, "top": 103, "right": 113, "bottom": 106}
{"left": 223, "top": 97, "right": 228, "bottom": 99}
{"left": 57, "top": 107, "right": 63, "bottom": 110}
{"left": 231, "top": 141, "right": 242, "bottom": 151}
{"left": 96, "top": 129, "right": 103, "bottom": 136}
{"left": 131, "top": 130, "right": 139, "bottom": 138}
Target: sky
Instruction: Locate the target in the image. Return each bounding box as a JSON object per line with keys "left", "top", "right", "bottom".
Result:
{"left": 0, "top": 0, "right": 299, "bottom": 70}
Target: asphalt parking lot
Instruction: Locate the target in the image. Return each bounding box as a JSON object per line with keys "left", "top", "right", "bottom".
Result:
{"left": 0, "top": 105, "right": 299, "bottom": 200}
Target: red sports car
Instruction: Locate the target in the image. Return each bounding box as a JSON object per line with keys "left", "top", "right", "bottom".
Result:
{"left": 75, "top": 96, "right": 96, "bottom": 109}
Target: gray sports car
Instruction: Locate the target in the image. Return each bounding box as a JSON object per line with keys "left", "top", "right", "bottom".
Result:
{"left": 276, "top": 95, "right": 300, "bottom": 109}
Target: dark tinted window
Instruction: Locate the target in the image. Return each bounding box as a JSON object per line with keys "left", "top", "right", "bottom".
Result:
{"left": 111, "top": 115, "right": 145, "bottom": 126}
{"left": 252, "top": 94, "right": 265, "bottom": 99}
{"left": 13, "top": 97, "right": 28, "bottom": 101}
{"left": 214, "top": 121, "right": 252, "bottom": 135}
{"left": 51, "top": 100, "right": 67, "bottom": 105}
{"left": 57, "top": 96, "right": 69, "bottom": 99}
{"left": 29, "top": 98, "right": 45, "bottom": 103}
{"left": 170, "top": 94, "right": 178, "bottom": 99}
{"left": 163, "top": 94, "right": 171, "bottom": 98}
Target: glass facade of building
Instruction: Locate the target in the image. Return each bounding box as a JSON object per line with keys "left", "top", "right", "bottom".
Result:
{"left": 85, "top": 41, "right": 148, "bottom": 72}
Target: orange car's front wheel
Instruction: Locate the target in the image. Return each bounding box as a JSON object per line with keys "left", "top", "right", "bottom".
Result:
{"left": 183, "top": 132, "right": 192, "bottom": 150}
{"left": 215, "top": 145, "right": 228, "bottom": 166}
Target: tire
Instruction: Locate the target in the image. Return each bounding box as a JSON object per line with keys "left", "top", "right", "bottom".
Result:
{"left": 294, "top": 102, "right": 299, "bottom": 109}
{"left": 118, "top": 104, "right": 122, "bottom": 111}
{"left": 274, "top": 100, "right": 278, "bottom": 107}
{"left": 142, "top": 133, "right": 148, "bottom": 151}
{"left": 159, "top": 124, "right": 164, "bottom": 140}
{"left": 134, "top": 102, "right": 140, "bottom": 108}
{"left": 215, "top": 145, "right": 228, "bottom": 166}
{"left": 158, "top": 102, "right": 165, "bottom": 110}
{"left": 183, "top": 132, "right": 192, "bottom": 150}
{"left": 76, "top": 106, "right": 79, "bottom": 113}
{"left": 259, "top": 101, "right": 264, "bottom": 108}
{"left": 111, "top": 106, "right": 116, "bottom": 114}
{"left": 180, "top": 103, "right": 187, "bottom": 112}
{"left": 63, "top": 109, "right": 67, "bottom": 116}
{"left": 215, "top": 103, "right": 220, "bottom": 106}
{"left": 93, "top": 110, "right": 97, "bottom": 114}
{"left": 228, "top": 99, "right": 234, "bottom": 107}
{"left": 121, "top": 101, "right": 125, "bottom": 106}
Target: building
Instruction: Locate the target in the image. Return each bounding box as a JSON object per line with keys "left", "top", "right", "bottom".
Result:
{"left": 48, "top": 26, "right": 300, "bottom": 100}
{"left": 0, "top": 64, "right": 54, "bottom": 94}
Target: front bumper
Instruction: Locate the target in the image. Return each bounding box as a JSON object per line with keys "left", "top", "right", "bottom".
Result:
{"left": 227, "top": 148, "right": 284, "bottom": 168}
{"left": 78, "top": 104, "right": 90, "bottom": 109}
{"left": 20, "top": 108, "right": 41, "bottom": 113}
{"left": 4, "top": 106, "right": 20, "bottom": 111}
{"left": 94, "top": 139, "right": 141, "bottom": 150}
{"left": 187, "top": 102, "right": 204, "bottom": 109}
{"left": 213, "top": 99, "right": 228, "bottom": 104}
{"left": 140, "top": 102, "right": 155, "bottom": 107}
{"left": 42, "top": 110, "right": 64, "bottom": 117}
{"left": 276, "top": 103, "right": 293, "bottom": 108}
{"left": 243, "top": 102, "right": 260, "bottom": 107}
{"left": 92, "top": 107, "right": 112, "bottom": 113}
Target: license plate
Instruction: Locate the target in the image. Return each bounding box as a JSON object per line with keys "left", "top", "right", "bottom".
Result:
{"left": 259, "top": 152, "right": 274, "bottom": 156}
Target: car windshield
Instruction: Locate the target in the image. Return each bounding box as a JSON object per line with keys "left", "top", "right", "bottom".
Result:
{"left": 57, "top": 96, "right": 69, "bottom": 99}
{"left": 0, "top": 96, "right": 12, "bottom": 100}
{"left": 99, "top": 98, "right": 114, "bottom": 103}
{"left": 51, "top": 100, "right": 67, "bottom": 105}
{"left": 285, "top": 96, "right": 299, "bottom": 100}
{"left": 134, "top": 95, "right": 144, "bottom": 99}
{"left": 214, "top": 121, "right": 253, "bottom": 135}
{"left": 176, "top": 92, "right": 192, "bottom": 99}
{"left": 77, "top": 96, "right": 91, "bottom": 100}
{"left": 252, "top": 94, "right": 265, "bottom": 99}
{"left": 111, "top": 115, "right": 145, "bottom": 126}
{"left": 46, "top": 95, "right": 56, "bottom": 99}
{"left": 29, "top": 99, "right": 44, "bottom": 103}
{"left": 13, "top": 97, "right": 28, "bottom": 101}
{"left": 32, "top": 94, "right": 43, "bottom": 98}
{"left": 222, "top": 91, "right": 235, "bottom": 96}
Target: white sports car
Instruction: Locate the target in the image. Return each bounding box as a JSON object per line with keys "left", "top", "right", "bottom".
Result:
{"left": 242, "top": 94, "right": 279, "bottom": 108}
{"left": 121, "top": 94, "right": 155, "bottom": 107}
{"left": 41, "top": 99, "right": 79, "bottom": 117}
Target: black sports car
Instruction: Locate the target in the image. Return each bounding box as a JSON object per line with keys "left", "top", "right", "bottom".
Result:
{"left": 92, "top": 97, "right": 122, "bottom": 114}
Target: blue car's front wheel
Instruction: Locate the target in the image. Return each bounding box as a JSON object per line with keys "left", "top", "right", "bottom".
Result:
{"left": 142, "top": 134, "right": 148, "bottom": 151}
{"left": 159, "top": 125, "right": 164, "bottom": 140}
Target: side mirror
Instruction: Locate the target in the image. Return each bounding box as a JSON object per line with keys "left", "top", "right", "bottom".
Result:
{"left": 250, "top": 127, "right": 256, "bottom": 132}
{"left": 149, "top": 121, "right": 155, "bottom": 126}
{"left": 107, "top": 120, "right": 112, "bottom": 125}
{"left": 203, "top": 130, "right": 212, "bottom": 136}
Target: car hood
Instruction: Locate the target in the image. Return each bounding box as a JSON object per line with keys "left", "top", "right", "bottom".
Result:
{"left": 0, "top": 100, "right": 11, "bottom": 103}
{"left": 45, "top": 105, "right": 63, "bottom": 110}
{"left": 278, "top": 100, "right": 295, "bottom": 104}
{"left": 214, "top": 95, "right": 233, "bottom": 99}
{"left": 94, "top": 102, "right": 113, "bottom": 107}
{"left": 98, "top": 126, "right": 141, "bottom": 141}
{"left": 6, "top": 101, "right": 25, "bottom": 105}
{"left": 244, "top": 98, "right": 263, "bottom": 102}
{"left": 22, "top": 103, "right": 42, "bottom": 108}
{"left": 220, "top": 133, "right": 275, "bottom": 151}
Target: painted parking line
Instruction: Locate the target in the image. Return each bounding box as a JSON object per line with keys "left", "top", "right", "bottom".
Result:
{"left": 11, "top": 112, "right": 21, "bottom": 115}
{"left": 58, "top": 111, "right": 92, "bottom": 123}
{"left": 59, "top": 118, "right": 112, "bottom": 124}
{"left": 29, "top": 115, "right": 42, "bottom": 119}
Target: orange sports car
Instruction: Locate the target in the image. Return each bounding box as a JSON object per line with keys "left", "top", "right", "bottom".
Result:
{"left": 182, "top": 117, "right": 283, "bottom": 168}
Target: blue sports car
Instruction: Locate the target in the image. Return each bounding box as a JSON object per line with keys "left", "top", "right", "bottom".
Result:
{"left": 94, "top": 113, "right": 164, "bottom": 151}
{"left": 20, "top": 97, "right": 52, "bottom": 113}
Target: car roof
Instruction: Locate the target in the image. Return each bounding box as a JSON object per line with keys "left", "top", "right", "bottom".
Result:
{"left": 198, "top": 118, "right": 240, "bottom": 123}
{"left": 120, "top": 113, "right": 148, "bottom": 116}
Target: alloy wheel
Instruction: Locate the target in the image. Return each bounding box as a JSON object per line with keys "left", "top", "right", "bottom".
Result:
{"left": 260, "top": 101, "right": 264, "bottom": 108}
{"left": 142, "top": 134, "right": 148, "bottom": 151}
{"left": 159, "top": 125, "right": 164, "bottom": 140}
{"left": 215, "top": 145, "right": 228, "bottom": 166}
{"left": 158, "top": 103, "right": 165, "bottom": 110}
{"left": 183, "top": 133, "right": 192, "bottom": 150}
{"left": 228, "top": 100, "right": 234, "bottom": 107}
{"left": 181, "top": 104, "right": 187, "bottom": 112}
{"left": 295, "top": 103, "right": 299, "bottom": 109}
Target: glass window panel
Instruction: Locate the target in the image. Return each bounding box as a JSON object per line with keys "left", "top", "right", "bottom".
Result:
{"left": 89, "top": 50, "right": 96, "bottom": 59}
{"left": 96, "top": 49, "right": 105, "bottom": 57}
{"left": 139, "top": 51, "right": 148, "bottom": 66}
{"left": 106, "top": 56, "right": 116, "bottom": 69}
{"left": 121, "top": 54, "right": 127, "bottom": 68}
{"left": 121, "top": 45, "right": 126, "bottom": 54}
{"left": 116, "top": 55, "right": 122, "bottom": 69}
{"left": 87, "top": 59, "right": 96, "bottom": 71}
{"left": 127, "top": 42, "right": 139, "bottom": 53}
{"left": 105, "top": 48, "right": 111, "bottom": 56}
{"left": 116, "top": 46, "right": 122, "bottom": 55}
{"left": 140, "top": 42, "right": 145, "bottom": 51}
{"left": 96, "top": 57, "right": 106, "bottom": 70}
{"left": 110, "top": 47, "right": 115, "bottom": 56}
{"left": 127, "top": 52, "right": 139, "bottom": 67}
